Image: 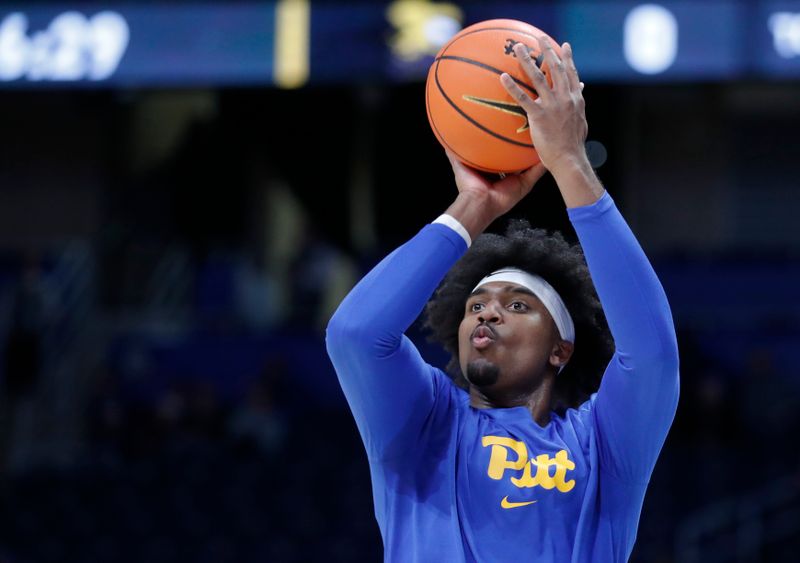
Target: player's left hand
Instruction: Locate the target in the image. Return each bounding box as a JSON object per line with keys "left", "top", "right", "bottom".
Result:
{"left": 500, "top": 38, "right": 589, "bottom": 178}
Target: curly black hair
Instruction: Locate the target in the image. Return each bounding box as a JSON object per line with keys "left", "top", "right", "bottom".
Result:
{"left": 424, "top": 219, "right": 614, "bottom": 414}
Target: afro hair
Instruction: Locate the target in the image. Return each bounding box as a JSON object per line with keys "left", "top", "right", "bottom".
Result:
{"left": 424, "top": 219, "right": 614, "bottom": 414}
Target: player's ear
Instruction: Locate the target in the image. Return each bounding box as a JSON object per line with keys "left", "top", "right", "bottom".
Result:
{"left": 549, "top": 340, "right": 574, "bottom": 370}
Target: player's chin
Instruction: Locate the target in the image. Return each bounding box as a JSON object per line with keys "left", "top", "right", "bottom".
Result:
{"left": 465, "top": 358, "right": 501, "bottom": 387}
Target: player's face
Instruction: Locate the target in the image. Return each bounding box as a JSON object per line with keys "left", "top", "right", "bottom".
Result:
{"left": 457, "top": 281, "right": 560, "bottom": 396}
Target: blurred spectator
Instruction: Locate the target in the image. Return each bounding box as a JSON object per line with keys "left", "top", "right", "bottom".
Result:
{"left": 181, "top": 381, "right": 226, "bottom": 441}
{"left": 86, "top": 368, "right": 127, "bottom": 464}
{"left": 684, "top": 368, "right": 741, "bottom": 506}
{"left": 233, "top": 253, "right": 282, "bottom": 331}
{"left": 667, "top": 331, "right": 743, "bottom": 509}
{"left": 1, "top": 254, "right": 59, "bottom": 471}
{"left": 228, "top": 373, "right": 287, "bottom": 458}
{"left": 735, "top": 346, "right": 800, "bottom": 476}
{"left": 4, "top": 258, "right": 46, "bottom": 397}
{"left": 196, "top": 250, "right": 238, "bottom": 328}
{"left": 287, "top": 227, "right": 357, "bottom": 330}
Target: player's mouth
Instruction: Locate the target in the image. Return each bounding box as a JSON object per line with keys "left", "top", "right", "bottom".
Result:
{"left": 471, "top": 324, "right": 496, "bottom": 350}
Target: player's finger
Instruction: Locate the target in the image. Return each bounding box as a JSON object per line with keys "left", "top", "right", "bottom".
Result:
{"left": 499, "top": 162, "right": 546, "bottom": 200}
{"left": 561, "top": 42, "right": 581, "bottom": 92}
{"left": 537, "top": 36, "right": 568, "bottom": 93}
{"left": 500, "top": 73, "right": 540, "bottom": 114}
{"left": 512, "top": 42, "right": 551, "bottom": 101}
{"left": 444, "top": 149, "right": 463, "bottom": 170}
{"left": 445, "top": 150, "right": 470, "bottom": 177}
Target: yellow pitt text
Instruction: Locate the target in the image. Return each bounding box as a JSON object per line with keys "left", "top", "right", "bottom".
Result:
{"left": 481, "top": 436, "right": 576, "bottom": 493}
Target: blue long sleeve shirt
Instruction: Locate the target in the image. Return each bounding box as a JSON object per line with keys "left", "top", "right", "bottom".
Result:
{"left": 326, "top": 192, "right": 679, "bottom": 562}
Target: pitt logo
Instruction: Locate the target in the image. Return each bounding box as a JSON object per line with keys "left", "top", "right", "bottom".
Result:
{"left": 482, "top": 436, "right": 576, "bottom": 493}
{"left": 504, "top": 39, "right": 521, "bottom": 56}
{"left": 503, "top": 39, "right": 544, "bottom": 67}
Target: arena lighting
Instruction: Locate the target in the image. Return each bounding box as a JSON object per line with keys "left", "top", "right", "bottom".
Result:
{"left": 274, "top": 0, "right": 310, "bottom": 89}
{"left": 0, "top": 10, "right": 129, "bottom": 81}
{"left": 769, "top": 11, "right": 800, "bottom": 58}
{"left": 623, "top": 3, "right": 678, "bottom": 74}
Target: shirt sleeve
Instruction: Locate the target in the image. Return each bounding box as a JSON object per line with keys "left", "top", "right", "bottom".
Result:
{"left": 325, "top": 223, "right": 468, "bottom": 460}
{"left": 568, "top": 192, "right": 680, "bottom": 482}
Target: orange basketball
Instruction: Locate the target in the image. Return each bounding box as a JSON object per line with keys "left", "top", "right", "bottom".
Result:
{"left": 426, "top": 19, "right": 562, "bottom": 174}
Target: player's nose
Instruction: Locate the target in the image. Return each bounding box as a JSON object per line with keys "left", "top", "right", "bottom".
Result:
{"left": 478, "top": 301, "right": 503, "bottom": 324}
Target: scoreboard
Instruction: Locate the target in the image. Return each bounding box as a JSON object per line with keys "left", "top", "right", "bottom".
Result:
{"left": 1, "top": 1, "right": 800, "bottom": 88}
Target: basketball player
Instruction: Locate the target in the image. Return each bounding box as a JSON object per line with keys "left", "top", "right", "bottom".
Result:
{"left": 326, "top": 38, "right": 679, "bottom": 562}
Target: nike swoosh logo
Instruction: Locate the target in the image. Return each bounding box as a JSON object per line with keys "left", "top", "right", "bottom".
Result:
{"left": 501, "top": 496, "right": 538, "bottom": 509}
{"left": 462, "top": 95, "right": 530, "bottom": 133}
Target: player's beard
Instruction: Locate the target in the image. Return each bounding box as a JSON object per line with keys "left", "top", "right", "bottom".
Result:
{"left": 465, "top": 358, "right": 500, "bottom": 387}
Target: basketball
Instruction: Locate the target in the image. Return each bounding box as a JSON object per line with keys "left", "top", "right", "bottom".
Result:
{"left": 426, "top": 19, "right": 562, "bottom": 174}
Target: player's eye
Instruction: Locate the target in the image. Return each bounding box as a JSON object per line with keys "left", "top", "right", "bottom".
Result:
{"left": 470, "top": 302, "right": 484, "bottom": 313}
{"left": 509, "top": 301, "right": 529, "bottom": 312}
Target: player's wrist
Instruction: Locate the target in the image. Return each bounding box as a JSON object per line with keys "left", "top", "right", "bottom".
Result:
{"left": 445, "top": 192, "right": 497, "bottom": 240}
{"left": 546, "top": 151, "right": 592, "bottom": 181}
{"left": 549, "top": 155, "right": 605, "bottom": 208}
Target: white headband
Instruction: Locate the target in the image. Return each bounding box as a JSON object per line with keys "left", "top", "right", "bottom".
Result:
{"left": 472, "top": 268, "right": 575, "bottom": 343}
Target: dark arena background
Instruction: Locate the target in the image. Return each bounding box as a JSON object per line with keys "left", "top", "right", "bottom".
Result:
{"left": 0, "top": 1, "right": 799, "bottom": 562}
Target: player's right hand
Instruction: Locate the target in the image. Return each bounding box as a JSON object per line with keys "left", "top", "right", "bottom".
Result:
{"left": 446, "top": 150, "right": 546, "bottom": 223}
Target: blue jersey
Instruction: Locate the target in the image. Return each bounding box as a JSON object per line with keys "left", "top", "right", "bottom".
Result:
{"left": 326, "top": 193, "right": 679, "bottom": 562}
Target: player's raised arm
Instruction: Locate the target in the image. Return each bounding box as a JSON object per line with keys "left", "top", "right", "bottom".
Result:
{"left": 502, "top": 37, "right": 680, "bottom": 480}
{"left": 327, "top": 154, "right": 546, "bottom": 461}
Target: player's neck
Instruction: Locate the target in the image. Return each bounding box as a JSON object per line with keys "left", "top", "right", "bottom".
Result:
{"left": 469, "top": 378, "right": 554, "bottom": 427}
